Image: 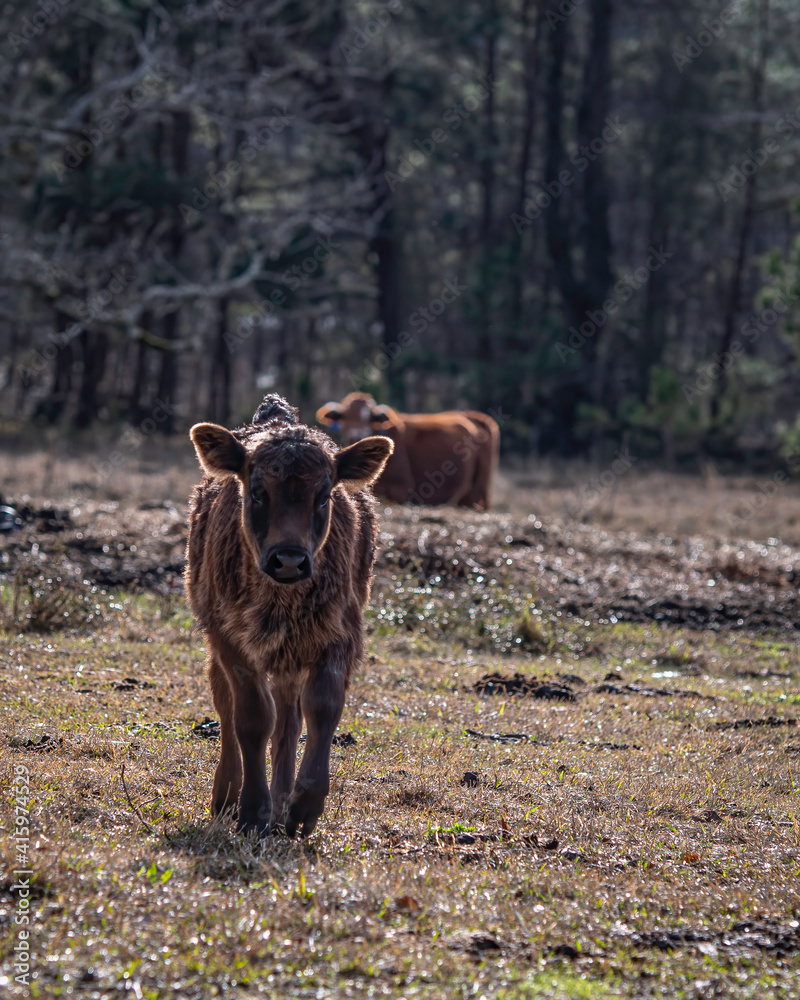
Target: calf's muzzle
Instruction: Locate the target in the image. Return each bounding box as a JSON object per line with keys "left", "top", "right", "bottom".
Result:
{"left": 262, "top": 546, "right": 313, "bottom": 583}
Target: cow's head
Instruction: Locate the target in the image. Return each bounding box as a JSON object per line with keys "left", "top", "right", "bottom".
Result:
{"left": 191, "top": 421, "right": 393, "bottom": 584}
{"left": 316, "top": 393, "right": 396, "bottom": 443}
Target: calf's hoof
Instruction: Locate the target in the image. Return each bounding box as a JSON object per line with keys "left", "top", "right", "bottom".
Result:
{"left": 211, "top": 796, "right": 239, "bottom": 819}
{"left": 285, "top": 792, "right": 325, "bottom": 839}
{"left": 236, "top": 800, "right": 272, "bottom": 838}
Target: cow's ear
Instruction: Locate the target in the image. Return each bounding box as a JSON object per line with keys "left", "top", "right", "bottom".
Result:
{"left": 335, "top": 436, "right": 394, "bottom": 492}
{"left": 370, "top": 404, "right": 395, "bottom": 429}
{"left": 316, "top": 402, "right": 344, "bottom": 428}
{"left": 190, "top": 423, "right": 246, "bottom": 476}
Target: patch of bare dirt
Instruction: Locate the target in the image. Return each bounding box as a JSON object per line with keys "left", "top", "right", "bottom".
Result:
{"left": 474, "top": 672, "right": 715, "bottom": 702}
{"left": 0, "top": 498, "right": 187, "bottom": 593}
{"left": 376, "top": 507, "right": 800, "bottom": 633}
{"left": 712, "top": 716, "right": 797, "bottom": 732}
{"left": 3, "top": 497, "right": 800, "bottom": 631}
{"left": 625, "top": 919, "right": 800, "bottom": 956}
{"left": 474, "top": 673, "right": 576, "bottom": 701}
{"left": 593, "top": 681, "right": 715, "bottom": 700}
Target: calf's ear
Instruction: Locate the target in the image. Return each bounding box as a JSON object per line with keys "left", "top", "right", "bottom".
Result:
{"left": 316, "top": 402, "right": 344, "bottom": 427}
{"left": 335, "top": 436, "right": 394, "bottom": 492}
{"left": 190, "top": 423, "right": 246, "bottom": 476}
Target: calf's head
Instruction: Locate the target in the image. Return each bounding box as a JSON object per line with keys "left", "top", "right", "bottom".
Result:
{"left": 316, "top": 393, "right": 396, "bottom": 443}
{"left": 191, "top": 423, "right": 393, "bottom": 583}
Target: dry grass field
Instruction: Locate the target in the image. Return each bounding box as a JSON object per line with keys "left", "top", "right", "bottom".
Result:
{"left": 0, "top": 443, "right": 799, "bottom": 998}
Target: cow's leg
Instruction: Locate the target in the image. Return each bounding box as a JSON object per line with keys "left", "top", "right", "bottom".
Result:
{"left": 231, "top": 667, "right": 276, "bottom": 836}
{"left": 449, "top": 462, "right": 476, "bottom": 506}
{"left": 285, "top": 654, "right": 346, "bottom": 838}
{"left": 446, "top": 433, "right": 478, "bottom": 507}
{"left": 269, "top": 682, "right": 302, "bottom": 828}
{"left": 208, "top": 651, "right": 242, "bottom": 817}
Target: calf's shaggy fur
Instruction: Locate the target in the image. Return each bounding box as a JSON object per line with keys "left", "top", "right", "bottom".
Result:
{"left": 185, "top": 396, "right": 393, "bottom": 837}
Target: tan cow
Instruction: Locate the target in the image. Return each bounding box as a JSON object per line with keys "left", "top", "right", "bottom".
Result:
{"left": 316, "top": 393, "right": 499, "bottom": 510}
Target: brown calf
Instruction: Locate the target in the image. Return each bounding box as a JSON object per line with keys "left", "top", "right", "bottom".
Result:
{"left": 316, "top": 393, "right": 500, "bottom": 510}
{"left": 185, "top": 395, "right": 393, "bottom": 837}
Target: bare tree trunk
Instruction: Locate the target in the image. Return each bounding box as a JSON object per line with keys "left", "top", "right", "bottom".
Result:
{"left": 509, "top": 0, "right": 543, "bottom": 333}
{"left": 155, "top": 312, "right": 179, "bottom": 434}
{"left": 545, "top": 0, "right": 614, "bottom": 383}
{"left": 208, "top": 298, "right": 231, "bottom": 425}
{"left": 372, "top": 202, "right": 399, "bottom": 389}
{"left": 219, "top": 299, "right": 231, "bottom": 426}
{"left": 479, "top": 0, "right": 497, "bottom": 250}
{"left": 129, "top": 323, "right": 150, "bottom": 425}
{"left": 576, "top": 0, "right": 614, "bottom": 309}
{"left": 476, "top": 0, "right": 499, "bottom": 404}
{"left": 362, "top": 104, "right": 401, "bottom": 401}
{"left": 73, "top": 330, "right": 108, "bottom": 429}
{"left": 151, "top": 111, "right": 191, "bottom": 434}
{"left": 711, "top": 0, "right": 770, "bottom": 421}
{"left": 46, "top": 308, "right": 73, "bottom": 424}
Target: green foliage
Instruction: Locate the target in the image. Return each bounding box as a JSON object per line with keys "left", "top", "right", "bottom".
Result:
{"left": 779, "top": 413, "right": 800, "bottom": 459}
{"left": 760, "top": 236, "right": 800, "bottom": 361}
{"left": 627, "top": 366, "right": 705, "bottom": 454}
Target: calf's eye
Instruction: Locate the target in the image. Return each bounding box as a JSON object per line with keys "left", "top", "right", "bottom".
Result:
{"left": 319, "top": 497, "right": 330, "bottom": 509}
{"left": 251, "top": 491, "right": 264, "bottom": 506}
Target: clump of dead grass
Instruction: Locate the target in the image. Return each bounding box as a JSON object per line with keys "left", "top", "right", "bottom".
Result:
{"left": 513, "top": 607, "right": 551, "bottom": 653}
{"left": 0, "top": 560, "right": 107, "bottom": 632}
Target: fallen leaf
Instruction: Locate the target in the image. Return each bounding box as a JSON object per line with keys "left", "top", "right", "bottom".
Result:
{"left": 393, "top": 895, "right": 420, "bottom": 913}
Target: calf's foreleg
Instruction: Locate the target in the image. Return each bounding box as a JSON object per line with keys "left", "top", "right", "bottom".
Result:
{"left": 285, "top": 654, "right": 347, "bottom": 838}
{"left": 230, "top": 665, "right": 276, "bottom": 836}
{"left": 269, "top": 682, "right": 303, "bottom": 828}
{"left": 208, "top": 651, "right": 242, "bottom": 817}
